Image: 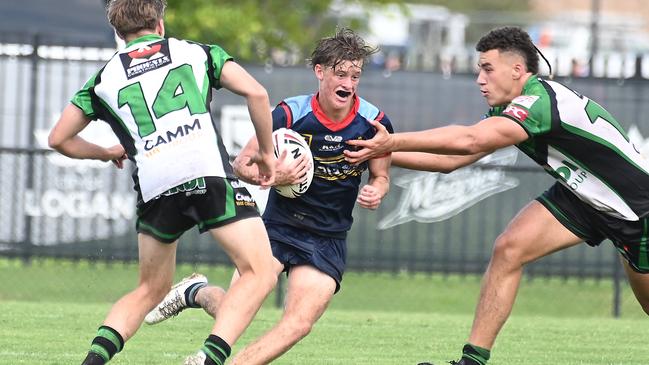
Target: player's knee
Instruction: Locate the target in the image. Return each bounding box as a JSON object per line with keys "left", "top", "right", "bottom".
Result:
{"left": 262, "top": 273, "right": 278, "bottom": 293}
{"left": 284, "top": 319, "right": 314, "bottom": 340}
{"left": 492, "top": 232, "right": 525, "bottom": 266}
{"left": 251, "top": 269, "right": 277, "bottom": 294}
{"left": 138, "top": 278, "right": 172, "bottom": 303}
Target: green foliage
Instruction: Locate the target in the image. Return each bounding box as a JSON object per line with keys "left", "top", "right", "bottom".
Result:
{"left": 164, "top": 0, "right": 403, "bottom": 63}
{"left": 408, "top": 0, "right": 528, "bottom": 13}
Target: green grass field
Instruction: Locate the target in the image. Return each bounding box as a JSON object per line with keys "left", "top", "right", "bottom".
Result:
{"left": 0, "top": 259, "right": 647, "bottom": 365}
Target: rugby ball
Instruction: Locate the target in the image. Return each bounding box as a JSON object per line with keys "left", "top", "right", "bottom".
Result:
{"left": 272, "top": 128, "right": 314, "bottom": 198}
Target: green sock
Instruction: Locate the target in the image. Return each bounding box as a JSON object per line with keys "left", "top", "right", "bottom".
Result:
{"left": 88, "top": 326, "right": 124, "bottom": 363}
{"left": 462, "top": 343, "right": 490, "bottom": 365}
{"left": 201, "top": 335, "right": 231, "bottom": 365}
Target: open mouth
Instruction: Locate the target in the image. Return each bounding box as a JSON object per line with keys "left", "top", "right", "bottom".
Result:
{"left": 336, "top": 90, "right": 352, "bottom": 98}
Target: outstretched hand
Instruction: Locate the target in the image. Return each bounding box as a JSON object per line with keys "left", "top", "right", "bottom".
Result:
{"left": 344, "top": 119, "right": 393, "bottom": 164}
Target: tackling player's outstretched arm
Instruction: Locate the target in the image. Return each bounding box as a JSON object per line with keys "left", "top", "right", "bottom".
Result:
{"left": 48, "top": 104, "right": 127, "bottom": 168}
{"left": 344, "top": 116, "right": 528, "bottom": 164}
{"left": 391, "top": 151, "right": 489, "bottom": 173}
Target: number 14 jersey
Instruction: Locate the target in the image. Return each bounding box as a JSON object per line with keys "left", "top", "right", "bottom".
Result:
{"left": 72, "top": 34, "right": 234, "bottom": 203}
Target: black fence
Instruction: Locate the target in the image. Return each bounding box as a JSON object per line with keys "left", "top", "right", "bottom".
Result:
{"left": 3, "top": 33, "right": 649, "bottom": 316}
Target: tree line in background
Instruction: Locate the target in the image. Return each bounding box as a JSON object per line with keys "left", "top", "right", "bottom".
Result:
{"left": 162, "top": 0, "right": 529, "bottom": 64}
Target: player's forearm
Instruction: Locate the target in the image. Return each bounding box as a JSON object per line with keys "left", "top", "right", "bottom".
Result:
{"left": 246, "top": 92, "right": 274, "bottom": 157}
{"left": 49, "top": 135, "right": 113, "bottom": 161}
{"left": 392, "top": 125, "right": 482, "bottom": 155}
{"left": 368, "top": 174, "right": 390, "bottom": 199}
{"left": 391, "top": 151, "right": 484, "bottom": 173}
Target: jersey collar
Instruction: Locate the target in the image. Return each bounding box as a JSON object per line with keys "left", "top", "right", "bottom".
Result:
{"left": 521, "top": 74, "right": 540, "bottom": 94}
{"left": 125, "top": 34, "right": 164, "bottom": 48}
{"left": 310, "top": 93, "right": 359, "bottom": 132}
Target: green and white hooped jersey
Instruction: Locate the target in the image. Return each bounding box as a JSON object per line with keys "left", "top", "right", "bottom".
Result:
{"left": 72, "top": 34, "right": 234, "bottom": 203}
{"left": 489, "top": 76, "right": 649, "bottom": 221}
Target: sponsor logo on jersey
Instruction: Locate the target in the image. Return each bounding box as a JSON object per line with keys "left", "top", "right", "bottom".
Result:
{"left": 511, "top": 95, "right": 539, "bottom": 109}
{"left": 554, "top": 163, "right": 589, "bottom": 191}
{"left": 161, "top": 177, "right": 207, "bottom": 196}
{"left": 143, "top": 118, "right": 202, "bottom": 152}
{"left": 503, "top": 104, "right": 529, "bottom": 122}
{"left": 314, "top": 155, "right": 364, "bottom": 180}
{"left": 119, "top": 40, "right": 172, "bottom": 79}
{"left": 324, "top": 134, "right": 343, "bottom": 142}
{"left": 318, "top": 143, "right": 344, "bottom": 152}
{"left": 235, "top": 191, "right": 257, "bottom": 207}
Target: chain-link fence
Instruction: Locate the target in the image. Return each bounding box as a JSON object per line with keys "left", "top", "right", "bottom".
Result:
{"left": 2, "top": 32, "right": 648, "bottom": 316}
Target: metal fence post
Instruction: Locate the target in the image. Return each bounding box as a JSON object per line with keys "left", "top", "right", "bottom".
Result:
{"left": 22, "top": 33, "right": 40, "bottom": 263}
{"left": 275, "top": 274, "right": 285, "bottom": 309}
{"left": 612, "top": 252, "right": 621, "bottom": 318}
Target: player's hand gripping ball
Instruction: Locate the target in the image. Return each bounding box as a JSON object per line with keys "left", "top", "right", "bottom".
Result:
{"left": 272, "top": 128, "right": 314, "bottom": 198}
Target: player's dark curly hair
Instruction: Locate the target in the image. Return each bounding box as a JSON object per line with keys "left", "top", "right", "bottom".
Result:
{"left": 309, "top": 28, "right": 379, "bottom": 70}
{"left": 476, "top": 26, "right": 539, "bottom": 74}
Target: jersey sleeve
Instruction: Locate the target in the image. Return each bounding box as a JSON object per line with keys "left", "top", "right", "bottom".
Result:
{"left": 272, "top": 101, "right": 292, "bottom": 130}
{"left": 208, "top": 45, "right": 234, "bottom": 89}
{"left": 375, "top": 111, "right": 394, "bottom": 134}
{"left": 500, "top": 94, "right": 552, "bottom": 136}
{"left": 70, "top": 72, "right": 100, "bottom": 119}
{"left": 369, "top": 111, "right": 394, "bottom": 158}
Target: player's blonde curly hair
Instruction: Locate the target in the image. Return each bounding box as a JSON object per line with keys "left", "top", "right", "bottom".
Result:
{"left": 106, "top": 0, "right": 166, "bottom": 38}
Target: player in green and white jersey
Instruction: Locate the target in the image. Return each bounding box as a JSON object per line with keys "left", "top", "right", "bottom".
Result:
{"left": 345, "top": 26, "right": 649, "bottom": 365}
{"left": 48, "top": 1, "right": 277, "bottom": 364}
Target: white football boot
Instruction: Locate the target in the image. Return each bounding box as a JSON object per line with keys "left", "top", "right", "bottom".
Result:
{"left": 145, "top": 273, "right": 207, "bottom": 325}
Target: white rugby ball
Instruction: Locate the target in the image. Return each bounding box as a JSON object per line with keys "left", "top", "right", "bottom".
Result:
{"left": 272, "top": 128, "right": 314, "bottom": 198}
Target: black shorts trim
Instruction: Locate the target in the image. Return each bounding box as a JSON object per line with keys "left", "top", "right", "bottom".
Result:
{"left": 538, "top": 182, "right": 649, "bottom": 273}
{"left": 136, "top": 177, "right": 260, "bottom": 243}
{"left": 536, "top": 195, "right": 590, "bottom": 240}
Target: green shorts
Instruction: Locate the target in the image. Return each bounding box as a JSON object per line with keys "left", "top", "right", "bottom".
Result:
{"left": 136, "top": 177, "right": 260, "bottom": 243}
{"left": 537, "top": 182, "right": 649, "bottom": 273}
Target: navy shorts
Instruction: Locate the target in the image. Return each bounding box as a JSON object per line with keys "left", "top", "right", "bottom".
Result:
{"left": 136, "top": 177, "right": 260, "bottom": 243}
{"left": 265, "top": 223, "right": 347, "bottom": 293}
{"left": 537, "top": 182, "right": 649, "bottom": 273}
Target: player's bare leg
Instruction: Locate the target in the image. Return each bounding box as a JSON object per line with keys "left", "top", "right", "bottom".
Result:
{"left": 102, "top": 234, "right": 177, "bottom": 340}
{"left": 206, "top": 217, "right": 278, "bottom": 345}
{"left": 466, "top": 201, "right": 582, "bottom": 359}
{"left": 81, "top": 234, "right": 177, "bottom": 364}
{"left": 622, "top": 257, "right": 649, "bottom": 315}
{"left": 190, "top": 260, "right": 284, "bottom": 320}
{"left": 229, "top": 265, "right": 336, "bottom": 365}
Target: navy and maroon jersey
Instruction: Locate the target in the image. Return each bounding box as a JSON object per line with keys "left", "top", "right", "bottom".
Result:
{"left": 262, "top": 93, "right": 394, "bottom": 238}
